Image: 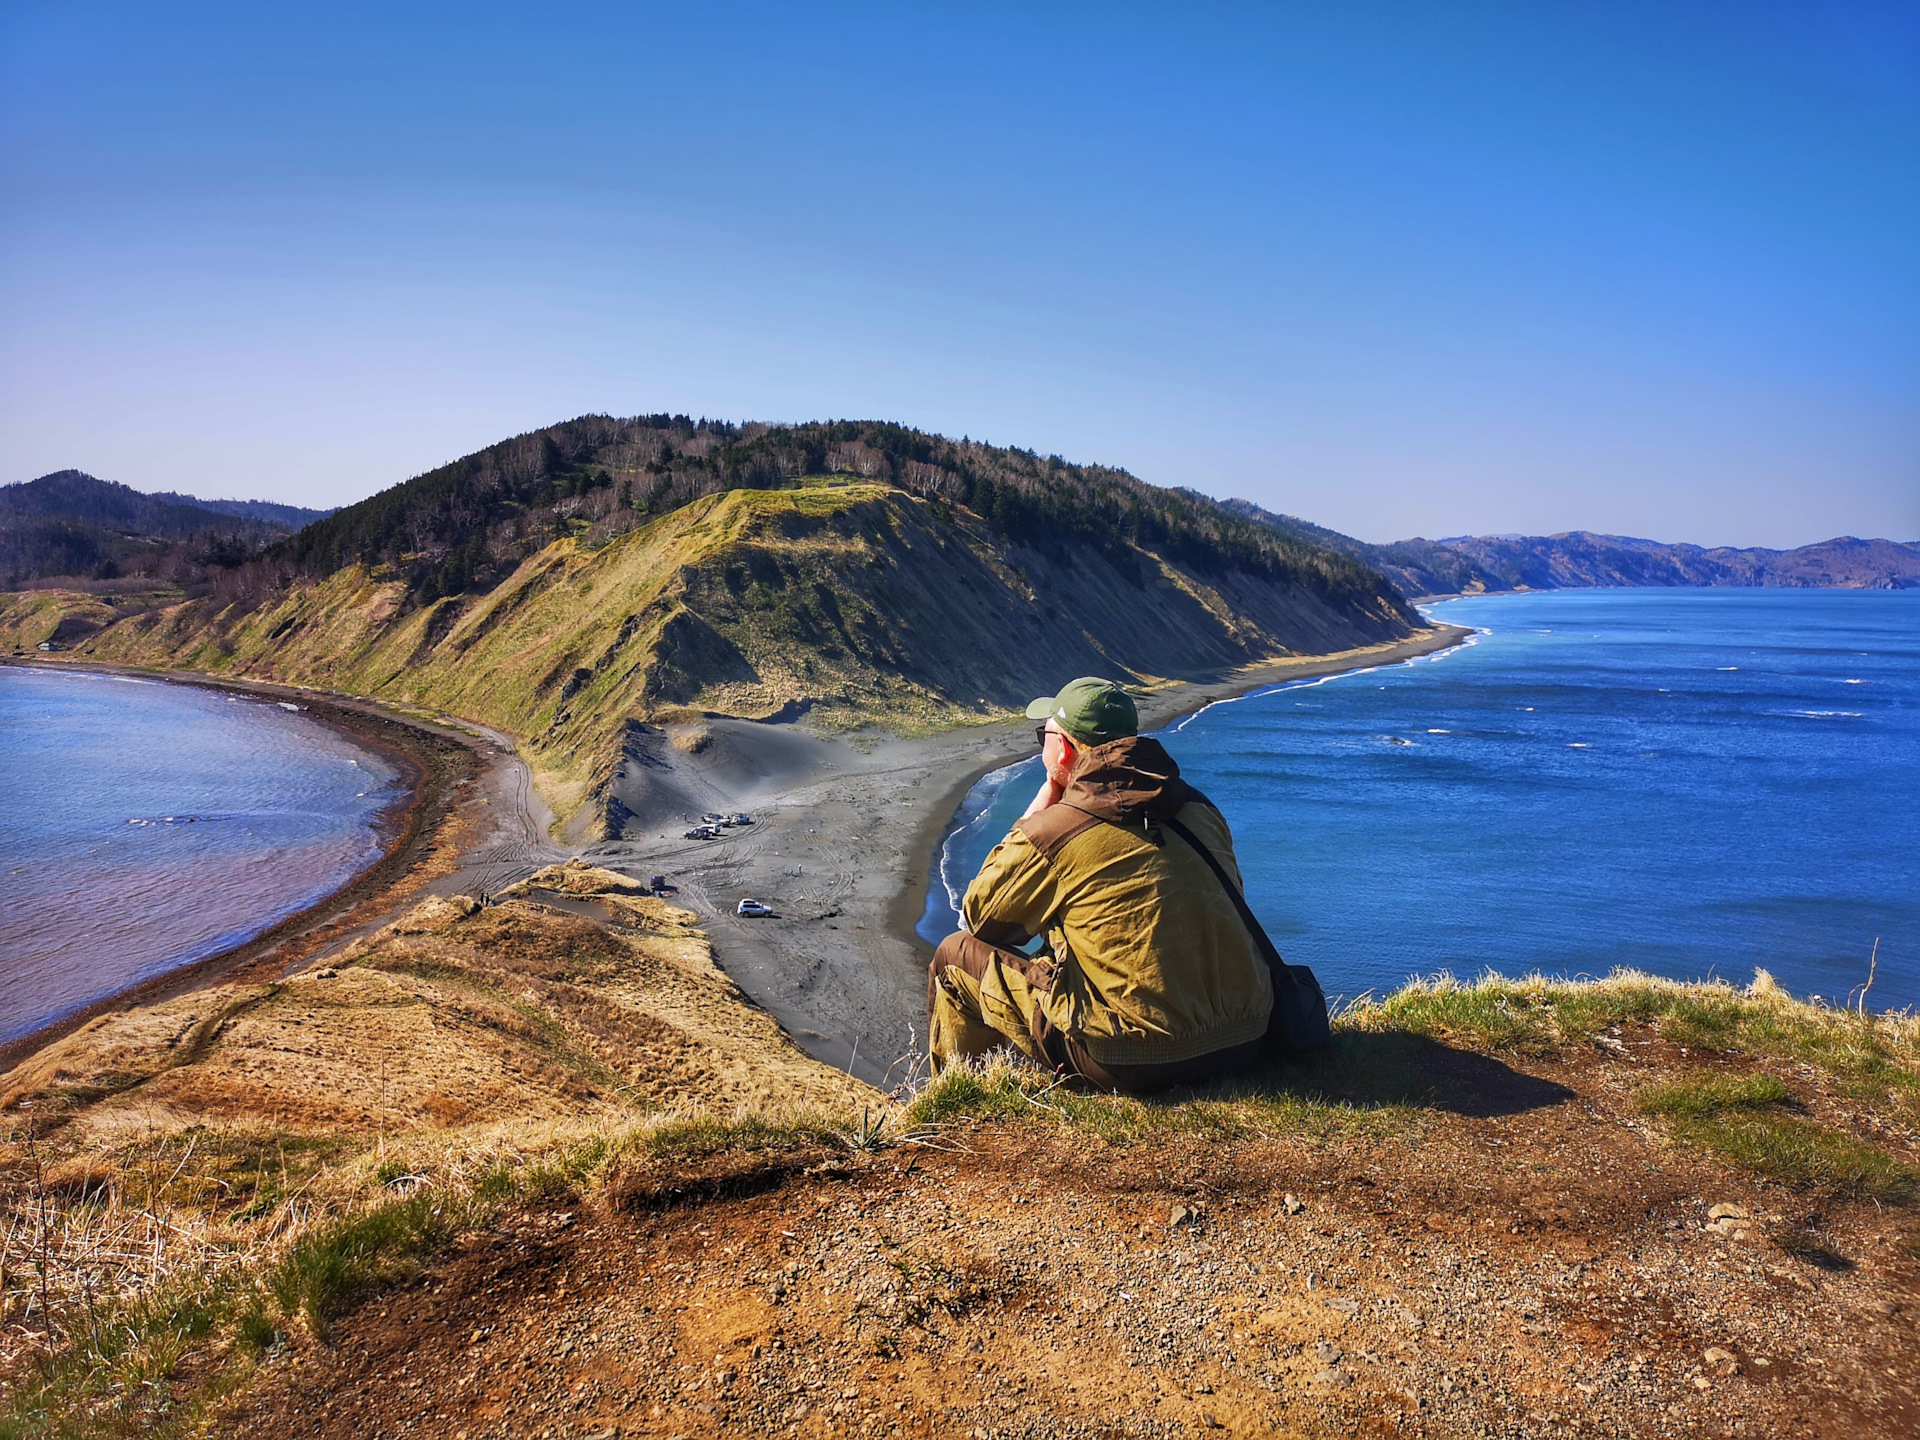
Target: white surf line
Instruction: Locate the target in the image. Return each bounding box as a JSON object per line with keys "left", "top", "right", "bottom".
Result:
{"left": 1164, "top": 626, "right": 1481, "bottom": 736}
{"left": 931, "top": 759, "right": 1034, "bottom": 918}
{"left": 926, "top": 626, "right": 1486, "bottom": 923}
{"left": 929, "top": 630, "right": 1486, "bottom": 920}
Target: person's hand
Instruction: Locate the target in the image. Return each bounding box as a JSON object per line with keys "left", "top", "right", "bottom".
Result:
{"left": 1020, "top": 772, "right": 1064, "bottom": 819}
{"left": 1019, "top": 723, "right": 1076, "bottom": 819}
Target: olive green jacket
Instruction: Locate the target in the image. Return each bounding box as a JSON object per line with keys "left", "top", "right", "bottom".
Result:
{"left": 961, "top": 735, "right": 1273, "bottom": 1066}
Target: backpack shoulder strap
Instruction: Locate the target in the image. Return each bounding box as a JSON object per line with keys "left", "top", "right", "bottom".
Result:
{"left": 1160, "top": 813, "right": 1290, "bottom": 979}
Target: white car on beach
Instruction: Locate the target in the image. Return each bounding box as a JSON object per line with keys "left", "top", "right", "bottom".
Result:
{"left": 735, "top": 899, "right": 775, "bottom": 918}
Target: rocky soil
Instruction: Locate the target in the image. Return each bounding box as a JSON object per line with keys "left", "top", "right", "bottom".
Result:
{"left": 222, "top": 1032, "right": 1919, "bottom": 1440}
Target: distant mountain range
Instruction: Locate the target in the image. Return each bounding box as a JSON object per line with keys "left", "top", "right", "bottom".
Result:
{"left": 144, "top": 492, "right": 331, "bottom": 531}
{"left": 1216, "top": 499, "right": 1920, "bottom": 598}
{"left": 0, "top": 471, "right": 333, "bottom": 585}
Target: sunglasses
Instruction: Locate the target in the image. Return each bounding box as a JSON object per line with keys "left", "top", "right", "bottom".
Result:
{"left": 1035, "top": 725, "right": 1077, "bottom": 751}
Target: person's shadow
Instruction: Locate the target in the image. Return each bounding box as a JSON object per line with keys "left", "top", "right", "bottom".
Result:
{"left": 1177, "top": 1031, "right": 1574, "bottom": 1119}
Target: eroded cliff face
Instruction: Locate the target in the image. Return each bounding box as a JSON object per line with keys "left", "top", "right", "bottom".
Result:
{"left": 7, "top": 483, "right": 1421, "bottom": 831}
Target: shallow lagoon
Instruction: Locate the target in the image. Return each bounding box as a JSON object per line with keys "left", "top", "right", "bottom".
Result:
{"left": 921, "top": 590, "right": 1919, "bottom": 1011}
{"left": 0, "top": 669, "right": 401, "bottom": 1042}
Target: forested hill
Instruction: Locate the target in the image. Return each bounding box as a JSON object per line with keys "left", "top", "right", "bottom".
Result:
{"left": 1, "top": 471, "right": 331, "bottom": 585}
{"left": 147, "top": 494, "right": 331, "bottom": 530}
{"left": 19, "top": 417, "right": 1427, "bottom": 834}
{"left": 272, "top": 415, "right": 1403, "bottom": 616}
{"left": 1218, "top": 499, "right": 1920, "bottom": 598}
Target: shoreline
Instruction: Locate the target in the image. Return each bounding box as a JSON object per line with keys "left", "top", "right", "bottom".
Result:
{"left": 0, "top": 659, "right": 487, "bottom": 1074}
{"left": 488, "top": 620, "right": 1475, "bottom": 1088}
{"left": 882, "top": 621, "right": 1477, "bottom": 960}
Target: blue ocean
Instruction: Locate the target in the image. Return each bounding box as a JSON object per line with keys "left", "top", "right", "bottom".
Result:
{"left": 920, "top": 590, "right": 1919, "bottom": 1012}
{"left": 0, "top": 668, "right": 401, "bottom": 1043}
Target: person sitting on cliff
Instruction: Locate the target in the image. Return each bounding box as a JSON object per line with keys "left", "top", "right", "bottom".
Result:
{"left": 927, "top": 677, "right": 1274, "bottom": 1094}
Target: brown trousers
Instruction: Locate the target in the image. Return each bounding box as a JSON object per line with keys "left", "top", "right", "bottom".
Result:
{"left": 926, "top": 931, "right": 1263, "bottom": 1096}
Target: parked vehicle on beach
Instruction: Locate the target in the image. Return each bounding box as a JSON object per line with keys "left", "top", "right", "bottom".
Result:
{"left": 700, "top": 813, "right": 726, "bottom": 825}
{"left": 735, "top": 899, "right": 775, "bottom": 918}
{"left": 648, "top": 875, "right": 678, "bottom": 895}
{"left": 729, "top": 813, "right": 753, "bottom": 826}
{"left": 682, "top": 825, "right": 721, "bottom": 840}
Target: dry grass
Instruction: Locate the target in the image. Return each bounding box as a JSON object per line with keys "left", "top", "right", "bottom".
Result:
{"left": 5, "top": 966, "right": 1915, "bottom": 1436}
{"left": 0, "top": 883, "right": 880, "bottom": 1438}
{"left": 10, "top": 1064, "right": 1316, "bottom": 1436}
{"left": 0, "top": 1106, "right": 873, "bottom": 1439}
{"left": 1350, "top": 967, "right": 1919, "bottom": 1086}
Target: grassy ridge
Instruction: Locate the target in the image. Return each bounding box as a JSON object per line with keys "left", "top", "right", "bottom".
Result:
{"left": 271, "top": 416, "right": 1407, "bottom": 617}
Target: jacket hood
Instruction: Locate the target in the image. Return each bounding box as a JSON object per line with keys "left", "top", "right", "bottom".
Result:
{"left": 1063, "top": 735, "right": 1195, "bottom": 825}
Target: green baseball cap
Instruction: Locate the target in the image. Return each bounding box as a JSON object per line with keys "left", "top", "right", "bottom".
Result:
{"left": 1025, "top": 677, "right": 1138, "bottom": 746}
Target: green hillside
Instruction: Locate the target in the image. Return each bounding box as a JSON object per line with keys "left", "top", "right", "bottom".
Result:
{"left": 269, "top": 415, "right": 1401, "bottom": 615}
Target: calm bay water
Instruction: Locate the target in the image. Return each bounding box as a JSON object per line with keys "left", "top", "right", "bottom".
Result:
{"left": 0, "top": 668, "right": 402, "bottom": 1043}
{"left": 920, "top": 590, "right": 1920, "bottom": 1011}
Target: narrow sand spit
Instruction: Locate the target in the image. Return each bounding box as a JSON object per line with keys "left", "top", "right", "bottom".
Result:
{"left": 579, "top": 626, "right": 1473, "bottom": 1086}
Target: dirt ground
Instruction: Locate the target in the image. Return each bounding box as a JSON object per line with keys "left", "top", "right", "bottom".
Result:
{"left": 220, "top": 1031, "right": 1919, "bottom": 1440}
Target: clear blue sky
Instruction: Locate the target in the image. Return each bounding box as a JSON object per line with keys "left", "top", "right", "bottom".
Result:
{"left": 3, "top": 2, "right": 1914, "bottom": 547}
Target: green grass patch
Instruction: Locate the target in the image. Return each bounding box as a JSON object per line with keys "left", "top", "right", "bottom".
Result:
{"left": 901, "top": 1053, "right": 1424, "bottom": 1146}
{"left": 630, "top": 1111, "right": 852, "bottom": 1164}
{"left": 1636, "top": 1072, "right": 1792, "bottom": 1120}
{"left": 1352, "top": 970, "right": 1919, "bottom": 1097}
{"left": 1636, "top": 1070, "right": 1915, "bottom": 1204}
{"left": 268, "top": 1191, "right": 460, "bottom": 1339}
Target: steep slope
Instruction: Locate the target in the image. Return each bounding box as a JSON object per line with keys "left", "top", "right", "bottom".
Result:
{"left": 264, "top": 415, "right": 1401, "bottom": 616}
{"left": 1222, "top": 499, "right": 1920, "bottom": 597}
{"left": 61, "top": 479, "right": 1419, "bottom": 829}
{"left": 0, "top": 873, "right": 871, "bottom": 1133}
